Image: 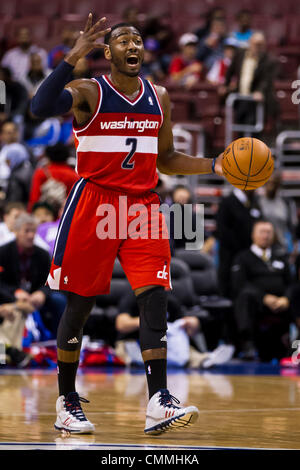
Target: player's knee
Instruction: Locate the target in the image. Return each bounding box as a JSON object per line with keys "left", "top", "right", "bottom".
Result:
{"left": 136, "top": 286, "right": 167, "bottom": 351}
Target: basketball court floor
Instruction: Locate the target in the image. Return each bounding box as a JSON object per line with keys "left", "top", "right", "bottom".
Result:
{"left": 0, "top": 363, "right": 299, "bottom": 451}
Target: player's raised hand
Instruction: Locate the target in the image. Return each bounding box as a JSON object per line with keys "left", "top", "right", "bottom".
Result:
{"left": 65, "top": 14, "right": 111, "bottom": 65}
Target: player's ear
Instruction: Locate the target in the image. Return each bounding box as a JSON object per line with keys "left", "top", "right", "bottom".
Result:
{"left": 104, "top": 44, "right": 111, "bottom": 61}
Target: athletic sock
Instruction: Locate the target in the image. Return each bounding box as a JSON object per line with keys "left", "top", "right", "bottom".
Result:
{"left": 57, "top": 360, "right": 79, "bottom": 397}
{"left": 144, "top": 358, "right": 167, "bottom": 399}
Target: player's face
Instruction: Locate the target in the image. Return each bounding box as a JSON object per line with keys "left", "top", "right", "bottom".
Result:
{"left": 108, "top": 27, "right": 144, "bottom": 77}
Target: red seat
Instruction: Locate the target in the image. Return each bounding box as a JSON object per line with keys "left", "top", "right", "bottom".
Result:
{"left": 17, "top": 0, "right": 62, "bottom": 18}
{"left": 275, "top": 81, "right": 299, "bottom": 123}
{"left": 0, "top": 0, "right": 17, "bottom": 19}
{"left": 7, "top": 17, "right": 50, "bottom": 41}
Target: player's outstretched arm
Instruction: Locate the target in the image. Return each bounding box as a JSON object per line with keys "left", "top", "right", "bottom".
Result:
{"left": 156, "top": 86, "right": 223, "bottom": 176}
{"left": 30, "top": 14, "right": 111, "bottom": 119}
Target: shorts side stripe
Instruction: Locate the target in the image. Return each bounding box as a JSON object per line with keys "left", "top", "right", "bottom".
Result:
{"left": 53, "top": 178, "right": 86, "bottom": 265}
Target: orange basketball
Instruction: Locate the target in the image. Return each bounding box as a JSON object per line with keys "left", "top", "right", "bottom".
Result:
{"left": 222, "top": 137, "right": 274, "bottom": 190}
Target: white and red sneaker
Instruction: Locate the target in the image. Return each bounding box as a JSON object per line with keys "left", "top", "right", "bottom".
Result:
{"left": 144, "top": 389, "right": 199, "bottom": 435}
{"left": 54, "top": 392, "right": 95, "bottom": 434}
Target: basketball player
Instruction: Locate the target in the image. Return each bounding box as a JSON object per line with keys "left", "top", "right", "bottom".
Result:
{"left": 31, "top": 15, "right": 223, "bottom": 435}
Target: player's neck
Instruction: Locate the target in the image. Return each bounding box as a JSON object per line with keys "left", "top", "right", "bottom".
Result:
{"left": 108, "top": 70, "right": 141, "bottom": 100}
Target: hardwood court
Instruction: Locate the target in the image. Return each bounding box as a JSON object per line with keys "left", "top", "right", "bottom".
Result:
{"left": 0, "top": 369, "right": 300, "bottom": 450}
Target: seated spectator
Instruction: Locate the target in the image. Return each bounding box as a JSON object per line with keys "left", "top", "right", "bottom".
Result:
{"left": 258, "top": 171, "right": 298, "bottom": 254}
{"left": 0, "top": 201, "right": 26, "bottom": 246}
{"left": 216, "top": 188, "right": 262, "bottom": 298}
{"left": 35, "top": 201, "right": 64, "bottom": 256}
{"left": 196, "top": 17, "right": 227, "bottom": 72}
{"left": 143, "top": 12, "right": 175, "bottom": 73}
{"left": 0, "top": 67, "right": 28, "bottom": 126}
{"left": 1, "top": 27, "right": 48, "bottom": 82}
{"left": 220, "top": 32, "right": 278, "bottom": 126}
{"left": 194, "top": 7, "right": 226, "bottom": 42}
{"left": 20, "top": 53, "right": 51, "bottom": 99}
{"left": 169, "top": 33, "right": 202, "bottom": 89}
{"left": 115, "top": 290, "right": 234, "bottom": 368}
{"left": 5, "top": 143, "right": 33, "bottom": 204}
{"left": 28, "top": 143, "right": 79, "bottom": 214}
{"left": 206, "top": 37, "right": 238, "bottom": 85}
{"left": 230, "top": 9, "right": 254, "bottom": 48}
{"left": 32, "top": 201, "right": 56, "bottom": 225}
{"left": 48, "top": 27, "right": 76, "bottom": 69}
{"left": 0, "top": 296, "right": 34, "bottom": 367}
{"left": 0, "top": 212, "right": 66, "bottom": 336}
{"left": 140, "top": 39, "right": 165, "bottom": 83}
{"left": 0, "top": 201, "right": 49, "bottom": 252}
{"left": 231, "top": 220, "right": 292, "bottom": 361}
{"left": 71, "top": 57, "right": 92, "bottom": 80}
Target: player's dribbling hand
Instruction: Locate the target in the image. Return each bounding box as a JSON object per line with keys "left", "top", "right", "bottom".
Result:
{"left": 65, "top": 14, "right": 111, "bottom": 65}
{"left": 214, "top": 152, "right": 224, "bottom": 177}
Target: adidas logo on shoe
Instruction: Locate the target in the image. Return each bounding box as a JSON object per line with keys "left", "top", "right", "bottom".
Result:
{"left": 67, "top": 337, "right": 79, "bottom": 344}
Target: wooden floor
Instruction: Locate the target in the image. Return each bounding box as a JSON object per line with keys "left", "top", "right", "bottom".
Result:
{"left": 0, "top": 368, "right": 300, "bottom": 450}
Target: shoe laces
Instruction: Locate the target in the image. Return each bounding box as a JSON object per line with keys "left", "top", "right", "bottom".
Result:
{"left": 158, "top": 389, "right": 180, "bottom": 408}
{"left": 65, "top": 392, "right": 90, "bottom": 421}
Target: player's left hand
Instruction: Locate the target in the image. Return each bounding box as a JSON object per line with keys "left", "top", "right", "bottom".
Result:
{"left": 214, "top": 152, "right": 224, "bottom": 177}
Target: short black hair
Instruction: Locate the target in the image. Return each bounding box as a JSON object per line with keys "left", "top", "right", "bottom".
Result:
{"left": 45, "top": 143, "right": 70, "bottom": 163}
{"left": 32, "top": 201, "right": 56, "bottom": 216}
{"left": 104, "top": 22, "right": 141, "bottom": 45}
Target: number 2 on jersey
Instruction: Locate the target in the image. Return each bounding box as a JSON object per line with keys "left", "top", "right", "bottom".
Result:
{"left": 121, "top": 138, "right": 137, "bottom": 169}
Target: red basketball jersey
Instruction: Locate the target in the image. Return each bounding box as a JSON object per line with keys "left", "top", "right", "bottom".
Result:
{"left": 73, "top": 75, "right": 163, "bottom": 194}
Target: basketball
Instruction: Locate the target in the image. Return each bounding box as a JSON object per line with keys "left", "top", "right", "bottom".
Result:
{"left": 222, "top": 137, "right": 274, "bottom": 190}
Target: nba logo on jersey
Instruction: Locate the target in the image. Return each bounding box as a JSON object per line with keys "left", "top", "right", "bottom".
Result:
{"left": 148, "top": 96, "right": 153, "bottom": 105}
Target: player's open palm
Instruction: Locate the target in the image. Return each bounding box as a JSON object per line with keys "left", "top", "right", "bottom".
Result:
{"left": 71, "top": 14, "right": 111, "bottom": 60}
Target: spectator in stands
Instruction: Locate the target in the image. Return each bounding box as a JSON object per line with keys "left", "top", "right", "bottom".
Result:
{"left": 71, "top": 57, "right": 92, "bottom": 80}
{"left": 206, "top": 37, "right": 238, "bottom": 85}
{"left": 220, "top": 32, "right": 278, "bottom": 126}
{"left": 115, "top": 289, "right": 201, "bottom": 367}
{"left": 0, "top": 67, "right": 28, "bottom": 125}
{"left": 32, "top": 201, "right": 56, "bottom": 224}
{"left": 35, "top": 200, "right": 65, "bottom": 256}
{"left": 230, "top": 9, "right": 254, "bottom": 48}
{"left": 258, "top": 170, "right": 298, "bottom": 254}
{"left": 216, "top": 188, "right": 262, "bottom": 298}
{"left": 194, "top": 7, "right": 226, "bottom": 42}
{"left": 0, "top": 294, "right": 34, "bottom": 367}
{"left": 122, "top": 5, "right": 144, "bottom": 33}
{"left": 196, "top": 17, "right": 227, "bottom": 72}
{"left": 0, "top": 212, "right": 66, "bottom": 336}
{"left": 0, "top": 201, "right": 25, "bottom": 246}
{"left": 1, "top": 27, "right": 48, "bottom": 82}
{"left": 28, "top": 143, "right": 79, "bottom": 214}
{"left": 115, "top": 289, "right": 234, "bottom": 368}
{"left": 48, "top": 27, "right": 76, "bottom": 69}
{"left": 140, "top": 38, "right": 165, "bottom": 83}
{"left": 20, "top": 53, "right": 51, "bottom": 99}
{"left": 169, "top": 33, "right": 203, "bottom": 89}
{"left": 0, "top": 201, "right": 49, "bottom": 252}
{"left": 231, "top": 220, "right": 292, "bottom": 361}
{"left": 5, "top": 142, "right": 33, "bottom": 204}
{"left": 143, "top": 11, "right": 175, "bottom": 72}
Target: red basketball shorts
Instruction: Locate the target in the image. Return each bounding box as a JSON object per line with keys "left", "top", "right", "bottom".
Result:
{"left": 47, "top": 179, "right": 172, "bottom": 296}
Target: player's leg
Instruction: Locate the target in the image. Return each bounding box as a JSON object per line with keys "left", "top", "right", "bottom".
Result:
{"left": 55, "top": 292, "right": 96, "bottom": 434}
{"left": 119, "top": 194, "right": 199, "bottom": 434}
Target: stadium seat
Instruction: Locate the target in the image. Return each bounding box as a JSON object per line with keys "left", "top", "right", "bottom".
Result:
{"left": 0, "top": 0, "right": 17, "bottom": 19}
{"left": 17, "top": 0, "right": 62, "bottom": 18}
{"left": 174, "top": 249, "right": 233, "bottom": 311}
{"left": 8, "top": 17, "right": 50, "bottom": 41}
{"left": 169, "top": 257, "right": 199, "bottom": 307}
{"left": 169, "top": 92, "right": 194, "bottom": 122}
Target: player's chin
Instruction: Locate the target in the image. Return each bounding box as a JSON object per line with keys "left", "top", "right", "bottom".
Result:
{"left": 124, "top": 64, "right": 142, "bottom": 77}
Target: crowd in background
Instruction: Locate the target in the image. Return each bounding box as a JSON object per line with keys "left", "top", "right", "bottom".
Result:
{"left": 0, "top": 3, "right": 299, "bottom": 369}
